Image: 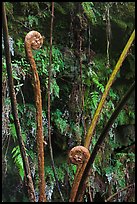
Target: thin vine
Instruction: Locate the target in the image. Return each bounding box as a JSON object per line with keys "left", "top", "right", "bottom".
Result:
{"left": 47, "top": 2, "right": 64, "bottom": 201}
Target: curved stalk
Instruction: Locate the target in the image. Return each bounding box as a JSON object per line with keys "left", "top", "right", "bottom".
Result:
{"left": 25, "top": 31, "right": 46, "bottom": 202}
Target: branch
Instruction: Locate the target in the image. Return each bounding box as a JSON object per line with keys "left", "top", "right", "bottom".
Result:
{"left": 105, "top": 183, "right": 135, "bottom": 202}
{"left": 2, "top": 3, "right": 36, "bottom": 202}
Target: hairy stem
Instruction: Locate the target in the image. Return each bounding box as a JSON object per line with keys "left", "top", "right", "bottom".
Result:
{"left": 25, "top": 31, "right": 46, "bottom": 202}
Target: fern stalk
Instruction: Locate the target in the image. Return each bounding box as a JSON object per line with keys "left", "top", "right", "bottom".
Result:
{"left": 84, "top": 29, "right": 135, "bottom": 149}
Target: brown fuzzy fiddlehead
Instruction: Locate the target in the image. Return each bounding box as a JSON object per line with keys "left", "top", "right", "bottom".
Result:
{"left": 69, "top": 146, "right": 90, "bottom": 165}
{"left": 69, "top": 146, "right": 90, "bottom": 202}
{"left": 25, "top": 31, "right": 46, "bottom": 202}
{"left": 25, "top": 31, "right": 43, "bottom": 50}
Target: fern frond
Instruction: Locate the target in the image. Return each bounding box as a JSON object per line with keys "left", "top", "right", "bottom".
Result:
{"left": 11, "top": 145, "right": 24, "bottom": 180}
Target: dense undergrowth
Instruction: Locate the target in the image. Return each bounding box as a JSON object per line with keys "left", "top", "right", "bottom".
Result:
{"left": 2, "top": 2, "right": 135, "bottom": 202}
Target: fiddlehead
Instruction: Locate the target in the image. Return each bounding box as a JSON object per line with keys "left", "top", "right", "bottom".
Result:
{"left": 25, "top": 31, "right": 46, "bottom": 202}
{"left": 25, "top": 30, "right": 43, "bottom": 50}
{"left": 69, "top": 146, "right": 90, "bottom": 202}
{"left": 69, "top": 146, "right": 90, "bottom": 166}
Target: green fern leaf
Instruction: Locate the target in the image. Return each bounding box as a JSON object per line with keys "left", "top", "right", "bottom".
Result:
{"left": 11, "top": 145, "right": 24, "bottom": 180}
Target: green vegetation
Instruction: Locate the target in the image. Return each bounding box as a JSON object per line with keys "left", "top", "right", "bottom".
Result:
{"left": 2, "top": 2, "right": 135, "bottom": 202}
